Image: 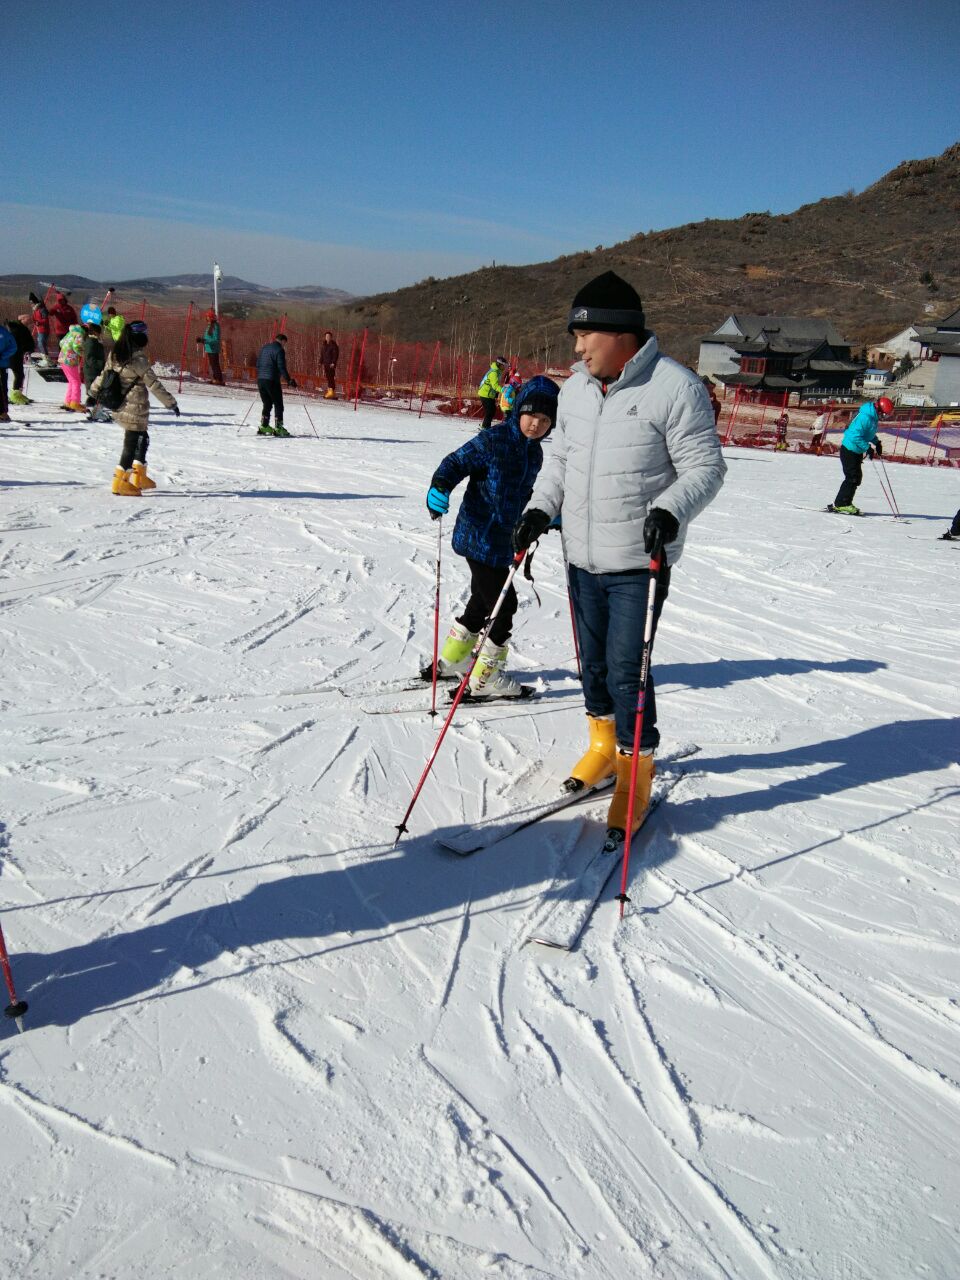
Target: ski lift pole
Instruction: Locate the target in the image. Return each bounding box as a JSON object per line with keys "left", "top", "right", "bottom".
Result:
{"left": 394, "top": 549, "right": 528, "bottom": 843}
{"left": 430, "top": 518, "right": 443, "bottom": 719}
{"left": 0, "top": 921, "right": 28, "bottom": 1033}
{"left": 615, "top": 545, "right": 663, "bottom": 921}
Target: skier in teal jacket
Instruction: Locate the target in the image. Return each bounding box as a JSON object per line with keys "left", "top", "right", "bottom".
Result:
{"left": 830, "top": 396, "right": 893, "bottom": 514}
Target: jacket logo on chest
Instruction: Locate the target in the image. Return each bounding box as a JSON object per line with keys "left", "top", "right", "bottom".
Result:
{"left": 626, "top": 405, "right": 638, "bottom": 416}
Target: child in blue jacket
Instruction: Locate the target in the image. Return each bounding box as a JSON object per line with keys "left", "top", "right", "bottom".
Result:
{"left": 425, "top": 375, "right": 559, "bottom": 698}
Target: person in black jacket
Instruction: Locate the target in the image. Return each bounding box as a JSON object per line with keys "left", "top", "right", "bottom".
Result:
{"left": 320, "top": 330, "right": 339, "bottom": 398}
{"left": 256, "top": 334, "right": 297, "bottom": 437}
{"left": 4, "top": 316, "right": 35, "bottom": 404}
{"left": 82, "top": 323, "right": 106, "bottom": 401}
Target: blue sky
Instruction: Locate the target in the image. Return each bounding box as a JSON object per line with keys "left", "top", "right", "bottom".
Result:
{"left": 8, "top": 0, "right": 959, "bottom": 294}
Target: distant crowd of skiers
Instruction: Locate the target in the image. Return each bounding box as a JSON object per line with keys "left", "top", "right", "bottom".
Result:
{"left": 0, "top": 286, "right": 342, "bottom": 484}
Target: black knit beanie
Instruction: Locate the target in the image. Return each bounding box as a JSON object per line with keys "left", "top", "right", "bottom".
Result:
{"left": 567, "top": 270, "right": 645, "bottom": 336}
{"left": 516, "top": 390, "right": 558, "bottom": 425}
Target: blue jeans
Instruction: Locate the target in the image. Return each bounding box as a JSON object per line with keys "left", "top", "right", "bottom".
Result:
{"left": 567, "top": 563, "right": 670, "bottom": 752}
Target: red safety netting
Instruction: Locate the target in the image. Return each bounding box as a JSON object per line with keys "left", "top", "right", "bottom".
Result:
{"left": 716, "top": 389, "right": 959, "bottom": 465}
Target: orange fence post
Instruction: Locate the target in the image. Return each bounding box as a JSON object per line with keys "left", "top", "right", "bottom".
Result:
{"left": 177, "top": 302, "right": 194, "bottom": 394}
{"left": 408, "top": 342, "right": 422, "bottom": 410}
{"left": 353, "top": 329, "right": 368, "bottom": 411}
{"left": 418, "top": 341, "right": 441, "bottom": 419}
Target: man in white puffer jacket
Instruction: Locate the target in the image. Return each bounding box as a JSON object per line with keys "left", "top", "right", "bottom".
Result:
{"left": 513, "top": 272, "right": 726, "bottom": 840}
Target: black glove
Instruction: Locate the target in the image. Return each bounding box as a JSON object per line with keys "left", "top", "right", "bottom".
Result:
{"left": 512, "top": 508, "right": 551, "bottom": 551}
{"left": 172, "top": 405, "right": 180, "bottom": 417}
{"left": 643, "top": 507, "right": 679, "bottom": 555}
{"left": 873, "top": 438, "right": 882, "bottom": 457}
{"left": 288, "top": 378, "right": 298, "bottom": 389}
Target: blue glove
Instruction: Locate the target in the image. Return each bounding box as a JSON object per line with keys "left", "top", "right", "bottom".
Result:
{"left": 426, "top": 486, "right": 449, "bottom": 519}
{"left": 549, "top": 514, "right": 562, "bottom": 530}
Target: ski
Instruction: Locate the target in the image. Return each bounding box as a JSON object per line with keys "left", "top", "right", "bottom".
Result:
{"left": 436, "top": 742, "right": 698, "bottom": 856}
{"left": 437, "top": 776, "right": 614, "bottom": 855}
{"left": 526, "top": 769, "right": 686, "bottom": 950}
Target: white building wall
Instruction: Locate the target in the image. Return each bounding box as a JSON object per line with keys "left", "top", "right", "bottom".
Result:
{"left": 933, "top": 356, "right": 960, "bottom": 406}
{"left": 697, "top": 342, "right": 741, "bottom": 377}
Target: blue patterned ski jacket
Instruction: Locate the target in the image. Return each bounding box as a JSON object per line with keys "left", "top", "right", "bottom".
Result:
{"left": 432, "top": 375, "right": 558, "bottom": 567}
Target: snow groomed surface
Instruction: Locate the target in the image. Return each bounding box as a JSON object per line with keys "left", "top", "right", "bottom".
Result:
{"left": 1, "top": 376, "right": 958, "bottom": 1278}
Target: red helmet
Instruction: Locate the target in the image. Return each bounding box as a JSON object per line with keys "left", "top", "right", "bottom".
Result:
{"left": 205, "top": 308, "right": 218, "bottom": 321}
{"left": 876, "top": 396, "right": 894, "bottom": 415}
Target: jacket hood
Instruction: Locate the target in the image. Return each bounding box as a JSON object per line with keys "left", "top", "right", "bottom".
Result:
{"left": 508, "top": 374, "right": 560, "bottom": 434}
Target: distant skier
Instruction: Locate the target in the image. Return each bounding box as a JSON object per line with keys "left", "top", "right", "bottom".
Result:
{"left": 477, "top": 356, "right": 507, "bottom": 430}
{"left": 774, "top": 410, "right": 789, "bottom": 450}
{"left": 103, "top": 307, "right": 126, "bottom": 343}
{"left": 499, "top": 371, "right": 523, "bottom": 415}
{"left": 425, "top": 375, "right": 560, "bottom": 699}
{"left": 83, "top": 322, "right": 106, "bottom": 402}
{"left": 3, "top": 316, "right": 35, "bottom": 404}
{"left": 58, "top": 322, "right": 86, "bottom": 411}
{"left": 0, "top": 325, "right": 16, "bottom": 421}
{"left": 200, "top": 310, "right": 225, "bottom": 385}
{"left": 256, "top": 333, "right": 297, "bottom": 437}
{"left": 28, "top": 292, "right": 51, "bottom": 359}
{"left": 701, "top": 376, "right": 721, "bottom": 425}
{"left": 320, "top": 330, "right": 339, "bottom": 398}
{"left": 88, "top": 320, "right": 180, "bottom": 495}
{"left": 513, "top": 271, "right": 726, "bottom": 839}
{"left": 828, "top": 395, "right": 892, "bottom": 515}
{"left": 49, "top": 290, "right": 78, "bottom": 343}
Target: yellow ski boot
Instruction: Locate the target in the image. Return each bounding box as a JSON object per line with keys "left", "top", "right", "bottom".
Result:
{"left": 131, "top": 461, "right": 157, "bottom": 490}
{"left": 111, "top": 467, "right": 141, "bottom": 496}
{"left": 563, "top": 715, "right": 616, "bottom": 793}
{"left": 606, "top": 749, "right": 655, "bottom": 838}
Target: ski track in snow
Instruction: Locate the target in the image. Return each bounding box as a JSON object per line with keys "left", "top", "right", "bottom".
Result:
{"left": 1, "top": 389, "right": 959, "bottom": 1278}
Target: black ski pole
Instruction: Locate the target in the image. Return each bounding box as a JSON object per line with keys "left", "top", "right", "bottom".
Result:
{"left": 394, "top": 548, "right": 528, "bottom": 842}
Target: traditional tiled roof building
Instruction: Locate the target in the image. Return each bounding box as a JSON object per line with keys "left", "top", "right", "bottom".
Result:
{"left": 698, "top": 314, "right": 865, "bottom": 404}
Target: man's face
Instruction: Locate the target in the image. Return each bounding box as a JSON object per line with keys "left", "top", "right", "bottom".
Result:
{"left": 519, "top": 412, "right": 552, "bottom": 439}
{"left": 325, "top": 332, "right": 332, "bottom": 341}
{"left": 572, "top": 329, "right": 641, "bottom": 380}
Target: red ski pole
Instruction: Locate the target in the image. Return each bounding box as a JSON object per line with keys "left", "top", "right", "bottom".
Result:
{"left": 615, "top": 546, "right": 663, "bottom": 920}
{"left": 394, "top": 549, "right": 527, "bottom": 842}
{"left": 0, "top": 920, "right": 28, "bottom": 1032}
{"left": 429, "top": 518, "right": 443, "bottom": 719}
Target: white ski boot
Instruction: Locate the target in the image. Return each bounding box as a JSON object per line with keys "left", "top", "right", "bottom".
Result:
{"left": 468, "top": 638, "right": 525, "bottom": 699}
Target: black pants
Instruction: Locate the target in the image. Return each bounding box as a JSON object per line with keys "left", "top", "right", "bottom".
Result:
{"left": 323, "top": 363, "right": 336, "bottom": 392}
{"left": 259, "top": 378, "right": 284, "bottom": 424}
{"left": 835, "top": 446, "right": 864, "bottom": 507}
{"left": 8, "top": 352, "right": 25, "bottom": 391}
{"left": 457, "top": 558, "right": 517, "bottom": 647}
{"left": 208, "top": 352, "right": 224, "bottom": 385}
{"left": 479, "top": 396, "right": 499, "bottom": 430}
{"left": 119, "top": 431, "right": 149, "bottom": 469}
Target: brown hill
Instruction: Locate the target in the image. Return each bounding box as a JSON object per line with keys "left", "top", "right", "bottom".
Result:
{"left": 323, "top": 142, "right": 960, "bottom": 366}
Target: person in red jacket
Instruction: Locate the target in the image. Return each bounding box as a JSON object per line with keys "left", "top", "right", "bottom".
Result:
{"left": 29, "top": 292, "right": 51, "bottom": 358}
{"left": 49, "top": 290, "right": 79, "bottom": 341}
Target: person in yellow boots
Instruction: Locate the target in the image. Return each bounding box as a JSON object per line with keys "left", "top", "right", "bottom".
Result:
{"left": 513, "top": 272, "right": 726, "bottom": 843}
{"left": 88, "top": 321, "right": 180, "bottom": 496}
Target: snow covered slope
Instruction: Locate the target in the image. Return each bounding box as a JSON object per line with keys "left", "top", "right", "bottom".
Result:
{"left": 1, "top": 375, "right": 958, "bottom": 1279}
